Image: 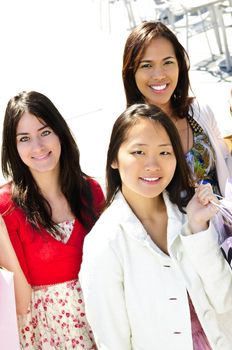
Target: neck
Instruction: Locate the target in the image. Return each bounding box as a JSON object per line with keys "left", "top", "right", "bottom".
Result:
{"left": 32, "top": 171, "right": 61, "bottom": 200}
{"left": 147, "top": 100, "right": 173, "bottom": 118}
{"left": 122, "top": 188, "right": 165, "bottom": 222}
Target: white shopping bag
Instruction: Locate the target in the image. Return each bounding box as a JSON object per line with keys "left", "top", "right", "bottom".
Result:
{"left": 0, "top": 267, "right": 20, "bottom": 350}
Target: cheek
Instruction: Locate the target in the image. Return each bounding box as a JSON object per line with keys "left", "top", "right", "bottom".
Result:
{"left": 135, "top": 71, "right": 142, "bottom": 85}
{"left": 118, "top": 158, "right": 139, "bottom": 178}
{"left": 174, "top": 68, "right": 180, "bottom": 83}
{"left": 169, "top": 160, "right": 177, "bottom": 178}
{"left": 55, "top": 140, "right": 62, "bottom": 158}
{"left": 51, "top": 135, "right": 61, "bottom": 152}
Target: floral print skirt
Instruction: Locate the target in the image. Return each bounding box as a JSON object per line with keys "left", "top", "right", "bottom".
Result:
{"left": 18, "top": 279, "right": 96, "bottom": 350}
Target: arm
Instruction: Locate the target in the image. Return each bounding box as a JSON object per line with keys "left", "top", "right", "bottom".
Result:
{"left": 195, "top": 100, "right": 230, "bottom": 154}
{"left": 0, "top": 215, "right": 31, "bottom": 315}
{"left": 181, "top": 184, "right": 232, "bottom": 313}
{"left": 80, "top": 235, "right": 132, "bottom": 350}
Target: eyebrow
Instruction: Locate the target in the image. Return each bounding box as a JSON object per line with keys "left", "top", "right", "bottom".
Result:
{"left": 140, "top": 56, "right": 175, "bottom": 62}
{"left": 131, "top": 143, "right": 172, "bottom": 147}
{"left": 16, "top": 124, "right": 48, "bottom": 136}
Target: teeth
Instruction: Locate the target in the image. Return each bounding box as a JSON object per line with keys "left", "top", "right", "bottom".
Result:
{"left": 151, "top": 84, "right": 166, "bottom": 91}
{"left": 33, "top": 153, "right": 49, "bottom": 160}
{"left": 142, "top": 177, "right": 159, "bottom": 182}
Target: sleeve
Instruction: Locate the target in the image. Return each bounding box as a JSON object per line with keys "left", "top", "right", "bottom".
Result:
{"left": 203, "top": 103, "right": 229, "bottom": 154}
{"left": 180, "top": 222, "right": 232, "bottom": 313}
{"left": 194, "top": 99, "right": 229, "bottom": 154}
{"left": 0, "top": 208, "right": 32, "bottom": 285}
{"left": 79, "top": 234, "right": 132, "bottom": 350}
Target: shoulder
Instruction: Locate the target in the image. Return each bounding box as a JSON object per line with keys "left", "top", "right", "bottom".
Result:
{"left": 86, "top": 177, "right": 105, "bottom": 212}
{"left": 85, "top": 191, "right": 141, "bottom": 248}
{"left": 84, "top": 194, "right": 128, "bottom": 251}
{"left": 0, "top": 183, "right": 14, "bottom": 214}
{"left": 190, "top": 98, "right": 222, "bottom": 135}
{"left": 86, "top": 203, "right": 121, "bottom": 242}
{"left": 190, "top": 98, "right": 215, "bottom": 122}
{"left": 87, "top": 177, "right": 104, "bottom": 197}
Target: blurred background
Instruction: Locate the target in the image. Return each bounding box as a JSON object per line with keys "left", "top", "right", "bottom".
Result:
{"left": 0, "top": 0, "right": 231, "bottom": 186}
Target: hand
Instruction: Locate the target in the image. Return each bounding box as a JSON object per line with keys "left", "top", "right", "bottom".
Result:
{"left": 186, "top": 184, "right": 219, "bottom": 234}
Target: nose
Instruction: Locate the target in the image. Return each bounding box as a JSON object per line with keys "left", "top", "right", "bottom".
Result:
{"left": 145, "top": 157, "right": 160, "bottom": 171}
{"left": 151, "top": 66, "right": 166, "bottom": 79}
{"left": 31, "top": 137, "right": 44, "bottom": 152}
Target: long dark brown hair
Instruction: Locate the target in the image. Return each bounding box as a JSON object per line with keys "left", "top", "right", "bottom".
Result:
{"left": 1, "top": 90, "right": 98, "bottom": 233}
{"left": 105, "top": 103, "right": 195, "bottom": 212}
{"left": 122, "top": 21, "right": 194, "bottom": 117}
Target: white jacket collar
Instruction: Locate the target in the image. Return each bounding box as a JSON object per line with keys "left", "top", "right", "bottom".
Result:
{"left": 111, "top": 190, "right": 186, "bottom": 253}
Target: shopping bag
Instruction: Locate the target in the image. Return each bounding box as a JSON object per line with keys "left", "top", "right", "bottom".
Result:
{"left": 0, "top": 267, "right": 20, "bottom": 350}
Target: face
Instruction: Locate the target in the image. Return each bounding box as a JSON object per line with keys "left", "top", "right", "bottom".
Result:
{"left": 112, "top": 118, "right": 177, "bottom": 203}
{"left": 135, "top": 37, "right": 179, "bottom": 115}
{"left": 16, "top": 111, "right": 61, "bottom": 178}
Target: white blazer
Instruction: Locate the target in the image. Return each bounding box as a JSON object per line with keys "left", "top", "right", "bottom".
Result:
{"left": 191, "top": 99, "right": 232, "bottom": 196}
{"left": 80, "top": 191, "right": 232, "bottom": 350}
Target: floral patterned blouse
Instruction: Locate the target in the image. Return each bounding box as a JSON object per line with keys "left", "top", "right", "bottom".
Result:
{"left": 185, "top": 115, "right": 221, "bottom": 195}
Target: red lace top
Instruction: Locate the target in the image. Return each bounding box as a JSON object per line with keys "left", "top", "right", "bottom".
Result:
{"left": 0, "top": 179, "right": 104, "bottom": 286}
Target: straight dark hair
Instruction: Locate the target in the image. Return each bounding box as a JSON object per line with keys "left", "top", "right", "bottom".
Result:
{"left": 122, "top": 21, "right": 194, "bottom": 117}
{"left": 105, "top": 103, "right": 195, "bottom": 212}
{"left": 1, "top": 91, "right": 97, "bottom": 233}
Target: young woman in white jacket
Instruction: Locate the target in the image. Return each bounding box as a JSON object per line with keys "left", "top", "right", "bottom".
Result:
{"left": 80, "top": 104, "right": 232, "bottom": 350}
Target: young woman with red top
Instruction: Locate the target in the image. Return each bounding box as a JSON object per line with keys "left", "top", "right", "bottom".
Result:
{"left": 0, "top": 91, "right": 104, "bottom": 349}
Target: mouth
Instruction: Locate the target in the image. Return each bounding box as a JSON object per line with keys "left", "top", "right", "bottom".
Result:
{"left": 150, "top": 84, "right": 168, "bottom": 92}
{"left": 139, "top": 176, "right": 160, "bottom": 183}
{"left": 32, "top": 151, "right": 51, "bottom": 160}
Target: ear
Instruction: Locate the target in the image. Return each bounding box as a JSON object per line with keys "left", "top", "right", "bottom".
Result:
{"left": 111, "top": 159, "right": 118, "bottom": 169}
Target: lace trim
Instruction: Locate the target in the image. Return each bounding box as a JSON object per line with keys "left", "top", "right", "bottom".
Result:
{"left": 54, "top": 219, "right": 75, "bottom": 243}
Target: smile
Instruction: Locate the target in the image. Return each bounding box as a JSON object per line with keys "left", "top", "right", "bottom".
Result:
{"left": 32, "top": 152, "right": 51, "bottom": 160}
{"left": 150, "top": 84, "right": 167, "bottom": 92}
{"left": 140, "top": 177, "right": 160, "bottom": 182}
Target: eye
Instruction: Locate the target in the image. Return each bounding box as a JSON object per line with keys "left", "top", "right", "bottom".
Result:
{"left": 140, "top": 62, "right": 152, "bottom": 69}
{"left": 160, "top": 151, "right": 171, "bottom": 156}
{"left": 41, "top": 129, "right": 52, "bottom": 137}
{"left": 131, "top": 150, "right": 145, "bottom": 155}
{"left": 164, "top": 60, "right": 175, "bottom": 65}
{"left": 17, "top": 136, "right": 30, "bottom": 142}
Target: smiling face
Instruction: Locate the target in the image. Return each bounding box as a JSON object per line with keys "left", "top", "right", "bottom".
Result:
{"left": 135, "top": 37, "right": 179, "bottom": 115}
{"left": 111, "top": 118, "right": 177, "bottom": 204}
{"left": 16, "top": 111, "right": 61, "bottom": 179}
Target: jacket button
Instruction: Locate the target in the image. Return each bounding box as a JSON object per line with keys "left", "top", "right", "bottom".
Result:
{"left": 203, "top": 310, "right": 211, "bottom": 320}
{"left": 215, "top": 336, "right": 224, "bottom": 347}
